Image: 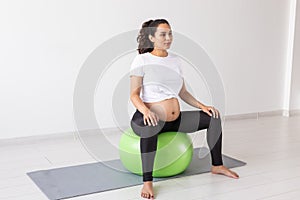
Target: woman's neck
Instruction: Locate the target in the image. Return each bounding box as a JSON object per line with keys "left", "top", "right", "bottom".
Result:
{"left": 150, "top": 49, "right": 168, "bottom": 57}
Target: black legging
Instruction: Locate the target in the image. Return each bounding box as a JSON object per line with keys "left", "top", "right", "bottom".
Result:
{"left": 130, "top": 109, "right": 223, "bottom": 182}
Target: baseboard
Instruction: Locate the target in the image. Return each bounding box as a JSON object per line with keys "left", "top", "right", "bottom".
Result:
{"left": 224, "top": 109, "right": 291, "bottom": 121}
{"left": 224, "top": 109, "right": 300, "bottom": 121}
{"left": 280, "top": 109, "right": 300, "bottom": 117}
{"left": 0, "top": 126, "right": 129, "bottom": 146}
{"left": 0, "top": 130, "right": 77, "bottom": 146}
{"left": 290, "top": 109, "right": 300, "bottom": 116}
{"left": 224, "top": 112, "right": 259, "bottom": 121}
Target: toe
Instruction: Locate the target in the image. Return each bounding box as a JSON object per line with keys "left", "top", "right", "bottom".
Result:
{"left": 141, "top": 192, "right": 147, "bottom": 198}
{"left": 229, "top": 169, "right": 238, "bottom": 177}
{"left": 144, "top": 193, "right": 149, "bottom": 199}
{"left": 233, "top": 172, "right": 239, "bottom": 178}
{"left": 229, "top": 170, "right": 239, "bottom": 179}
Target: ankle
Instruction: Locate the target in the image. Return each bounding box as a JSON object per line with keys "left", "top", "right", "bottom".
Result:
{"left": 144, "top": 181, "right": 153, "bottom": 185}
{"left": 212, "top": 165, "right": 223, "bottom": 168}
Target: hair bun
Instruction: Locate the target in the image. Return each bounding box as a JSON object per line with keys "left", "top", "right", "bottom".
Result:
{"left": 142, "top": 20, "right": 153, "bottom": 28}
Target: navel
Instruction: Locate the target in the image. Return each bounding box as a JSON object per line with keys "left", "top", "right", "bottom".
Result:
{"left": 172, "top": 111, "right": 175, "bottom": 115}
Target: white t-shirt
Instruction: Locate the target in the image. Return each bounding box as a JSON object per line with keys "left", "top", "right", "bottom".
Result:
{"left": 130, "top": 52, "right": 184, "bottom": 103}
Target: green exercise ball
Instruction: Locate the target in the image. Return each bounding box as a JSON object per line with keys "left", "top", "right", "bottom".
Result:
{"left": 119, "top": 128, "right": 193, "bottom": 177}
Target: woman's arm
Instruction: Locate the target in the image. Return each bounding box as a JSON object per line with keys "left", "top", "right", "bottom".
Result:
{"left": 179, "top": 80, "right": 219, "bottom": 118}
{"left": 130, "top": 76, "right": 149, "bottom": 114}
{"left": 130, "top": 76, "right": 159, "bottom": 125}
{"left": 178, "top": 80, "right": 206, "bottom": 109}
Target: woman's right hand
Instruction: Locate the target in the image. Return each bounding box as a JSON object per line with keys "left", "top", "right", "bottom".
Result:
{"left": 143, "top": 110, "right": 159, "bottom": 126}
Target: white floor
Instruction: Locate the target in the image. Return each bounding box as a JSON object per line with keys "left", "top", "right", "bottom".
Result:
{"left": 1, "top": 115, "right": 300, "bottom": 200}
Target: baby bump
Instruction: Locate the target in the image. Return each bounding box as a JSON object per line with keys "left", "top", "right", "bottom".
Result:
{"left": 144, "top": 97, "right": 180, "bottom": 122}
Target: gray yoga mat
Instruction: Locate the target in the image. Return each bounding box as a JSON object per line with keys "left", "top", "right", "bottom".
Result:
{"left": 27, "top": 148, "right": 246, "bottom": 200}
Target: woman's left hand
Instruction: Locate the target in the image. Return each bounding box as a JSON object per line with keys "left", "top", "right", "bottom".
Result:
{"left": 201, "top": 105, "right": 219, "bottom": 118}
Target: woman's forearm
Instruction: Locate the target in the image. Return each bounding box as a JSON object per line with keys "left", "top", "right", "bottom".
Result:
{"left": 130, "top": 94, "right": 149, "bottom": 115}
{"left": 179, "top": 91, "right": 206, "bottom": 110}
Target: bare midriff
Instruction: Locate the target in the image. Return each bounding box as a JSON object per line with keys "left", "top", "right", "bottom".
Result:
{"left": 144, "top": 97, "right": 180, "bottom": 122}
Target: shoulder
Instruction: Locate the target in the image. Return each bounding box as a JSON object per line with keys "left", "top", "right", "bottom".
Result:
{"left": 168, "top": 52, "right": 182, "bottom": 64}
{"left": 133, "top": 52, "right": 151, "bottom": 59}
{"left": 167, "top": 52, "right": 177, "bottom": 57}
{"left": 167, "top": 52, "right": 180, "bottom": 60}
{"left": 131, "top": 53, "right": 145, "bottom": 65}
{"left": 130, "top": 53, "right": 149, "bottom": 72}
{"left": 132, "top": 53, "right": 149, "bottom": 63}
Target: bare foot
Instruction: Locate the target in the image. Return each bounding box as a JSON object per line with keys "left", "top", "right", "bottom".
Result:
{"left": 211, "top": 165, "right": 239, "bottom": 179}
{"left": 141, "top": 181, "right": 154, "bottom": 199}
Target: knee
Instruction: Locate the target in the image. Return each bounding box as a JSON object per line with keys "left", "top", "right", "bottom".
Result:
{"left": 212, "top": 116, "right": 221, "bottom": 123}
{"left": 209, "top": 115, "right": 222, "bottom": 129}
{"left": 209, "top": 110, "right": 222, "bottom": 122}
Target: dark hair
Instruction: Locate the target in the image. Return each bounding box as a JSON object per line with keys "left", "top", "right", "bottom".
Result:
{"left": 137, "top": 19, "right": 170, "bottom": 54}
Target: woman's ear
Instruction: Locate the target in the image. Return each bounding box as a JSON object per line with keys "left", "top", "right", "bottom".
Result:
{"left": 148, "top": 35, "right": 155, "bottom": 43}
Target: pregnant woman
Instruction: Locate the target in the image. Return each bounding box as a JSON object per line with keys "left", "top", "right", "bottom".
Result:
{"left": 129, "top": 19, "right": 239, "bottom": 199}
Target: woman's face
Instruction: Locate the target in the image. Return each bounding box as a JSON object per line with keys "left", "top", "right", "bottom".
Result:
{"left": 149, "top": 23, "right": 173, "bottom": 50}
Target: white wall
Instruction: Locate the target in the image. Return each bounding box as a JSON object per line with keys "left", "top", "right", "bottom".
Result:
{"left": 0, "top": 0, "right": 295, "bottom": 139}
{"left": 291, "top": 0, "right": 300, "bottom": 110}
